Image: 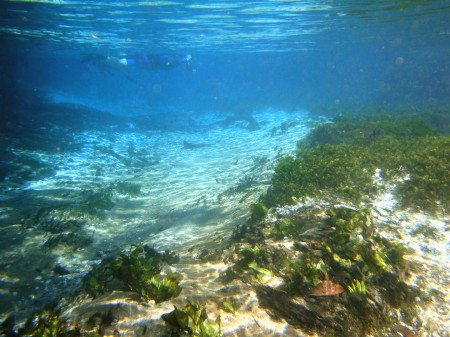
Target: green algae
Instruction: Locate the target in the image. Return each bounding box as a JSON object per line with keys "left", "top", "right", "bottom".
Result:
{"left": 270, "top": 217, "right": 301, "bottom": 239}
{"left": 262, "top": 113, "right": 449, "bottom": 213}
{"left": 263, "top": 144, "right": 377, "bottom": 207}
{"left": 299, "top": 113, "right": 437, "bottom": 148}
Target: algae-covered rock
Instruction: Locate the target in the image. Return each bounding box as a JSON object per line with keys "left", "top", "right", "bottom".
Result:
{"left": 226, "top": 202, "right": 421, "bottom": 336}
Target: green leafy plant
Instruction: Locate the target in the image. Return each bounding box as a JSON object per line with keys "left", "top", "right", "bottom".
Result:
{"left": 248, "top": 260, "right": 273, "bottom": 283}
{"left": 347, "top": 279, "right": 366, "bottom": 296}
{"left": 290, "top": 255, "right": 327, "bottom": 289}
{"left": 108, "top": 245, "right": 182, "bottom": 303}
{"left": 236, "top": 246, "right": 267, "bottom": 269}
{"left": 145, "top": 272, "right": 183, "bottom": 304}
{"left": 162, "top": 301, "right": 221, "bottom": 337}
{"left": 83, "top": 245, "right": 181, "bottom": 303}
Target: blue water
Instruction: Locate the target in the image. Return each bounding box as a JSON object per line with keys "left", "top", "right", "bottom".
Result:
{"left": 1, "top": 0, "right": 449, "bottom": 118}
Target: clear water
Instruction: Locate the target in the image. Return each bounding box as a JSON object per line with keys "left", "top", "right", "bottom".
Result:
{"left": 0, "top": 0, "right": 449, "bottom": 334}
{"left": 1, "top": 0, "right": 449, "bottom": 113}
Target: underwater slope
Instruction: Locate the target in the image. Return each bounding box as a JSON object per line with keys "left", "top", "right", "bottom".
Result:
{"left": 1, "top": 110, "right": 448, "bottom": 336}
{"left": 0, "top": 105, "right": 315, "bottom": 327}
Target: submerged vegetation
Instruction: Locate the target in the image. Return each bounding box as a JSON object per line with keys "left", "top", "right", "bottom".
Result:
{"left": 263, "top": 113, "right": 449, "bottom": 213}
{"left": 223, "top": 112, "right": 447, "bottom": 336}
{"left": 2, "top": 111, "right": 447, "bottom": 336}
{"left": 224, "top": 204, "right": 421, "bottom": 336}
{"left": 162, "top": 301, "right": 221, "bottom": 337}
{"left": 84, "top": 245, "right": 181, "bottom": 303}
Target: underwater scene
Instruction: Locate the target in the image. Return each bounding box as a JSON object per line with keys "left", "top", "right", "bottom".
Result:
{"left": 0, "top": 1, "right": 449, "bottom": 336}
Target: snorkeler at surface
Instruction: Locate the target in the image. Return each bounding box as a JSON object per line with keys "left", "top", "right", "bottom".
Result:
{"left": 82, "top": 53, "right": 194, "bottom": 73}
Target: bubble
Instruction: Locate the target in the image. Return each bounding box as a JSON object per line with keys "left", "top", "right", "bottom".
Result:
{"left": 395, "top": 56, "right": 404, "bottom": 65}
{"left": 334, "top": 99, "right": 341, "bottom": 105}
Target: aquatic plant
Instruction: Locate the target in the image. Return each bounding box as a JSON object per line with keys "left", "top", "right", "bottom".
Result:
{"left": 247, "top": 260, "right": 273, "bottom": 283}
{"left": 108, "top": 245, "right": 182, "bottom": 302}
{"left": 83, "top": 245, "right": 181, "bottom": 303}
{"left": 271, "top": 120, "right": 300, "bottom": 136}
{"left": 263, "top": 144, "right": 377, "bottom": 207}
{"left": 273, "top": 206, "right": 409, "bottom": 298}
{"left": 264, "top": 114, "right": 449, "bottom": 213}
{"left": 298, "top": 113, "right": 437, "bottom": 149}
{"left": 377, "top": 272, "right": 423, "bottom": 324}
{"left": 84, "top": 266, "right": 111, "bottom": 298}
{"left": 248, "top": 202, "right": 268, "bottom": 224}
{"left": 236, "top": 246, "right": 268, "bottom": 269}
{"left": 347, "top": 279, "right": 366, "bottom": 296}
{"left": 238, "top": 203, "right": 422, "bottom": 336}
{"left": 270, "top": 217, "right": 299, "bottom": 239}
{"left": 220, "top": 297, "right": 241, "bottom": 314}
{"left": 230, "top": 223, "right": 265, "bottom": 244}
{"left": 14, "top": 309, "right": 80, "bottom": 337}
{"left": 251, "top": 155, "right": 269, "bottom": 170}
{"left": 224, "top": 113, "right": 443, "bottom": 336}
{"left": 162, "top": 301, "right": 221, "bottom": 337}
{"left": 144, "top": 272, "right": 183, "bottom": 304}
{"left": 382, "top": 136, "right": 450, "bottom": 212}
{"left": 222, "top": 243, "right": 292, "bottom": 286}
{"left": 287, "top": 254, "right": 327, "bottom": 289}
{"left": 219, "top": 174, "right": 259, "bottom": 201}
